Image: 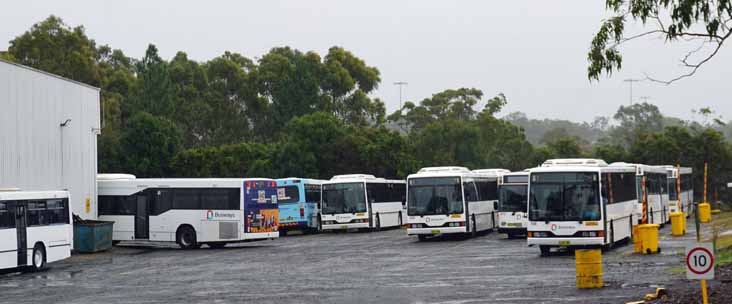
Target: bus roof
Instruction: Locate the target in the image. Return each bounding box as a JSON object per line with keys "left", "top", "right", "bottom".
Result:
{"left": 276, "top": 178, "right": 326, "bottom": 185}
{"left": 97, "top": 173, "right": 137, "bottom": 180}
{"left": 609, "top": 162, "right": 667, "bottom": 175}
{"left": 472, "top": 168, "right": 511, "bottom": 175}
{"left": 0, "top": 190, "right": 69, "bottom": 201}
{"left": 541, "top": 158, "right": 608, "bottom": 167}
{"left": 655, "top": 165, "right": 693, "bottom": 177}
{"left": 408, "top": 169, "right": 500, "bottom": 180}
{"left": 324, "top": 174, "right": 404, "bottom": 184}
{"left": 417, "top": 166, "right": 470, "bottom": 174}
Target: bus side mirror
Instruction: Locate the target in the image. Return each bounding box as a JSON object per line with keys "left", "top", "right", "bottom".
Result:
{"left": 494, "top": 201, "right": 498, "bottom": 210}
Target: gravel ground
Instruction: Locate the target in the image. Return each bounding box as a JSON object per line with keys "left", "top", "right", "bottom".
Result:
{"left": 0, "top": 223, "right": 704, "bottom": 304}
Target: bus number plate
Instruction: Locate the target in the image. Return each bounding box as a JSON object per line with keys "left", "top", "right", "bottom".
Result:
{"left": 341, "top": 225, "right": 348, "bottom": 230}
{"left": 559, "top": 240, "right": 570, "bottom": 247}
{"left": 431, "top": 230, "right": 440, "bottom": 235}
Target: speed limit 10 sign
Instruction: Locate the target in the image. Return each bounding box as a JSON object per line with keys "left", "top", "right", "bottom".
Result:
{"left": 686, "top": 243, "right": 715, "bottom": 280}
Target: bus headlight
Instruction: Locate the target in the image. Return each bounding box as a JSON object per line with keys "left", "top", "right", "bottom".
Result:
{"left": 578, "top": 231, "right": 604, "bottom": 237}
{"left": 531, "top": 231, "right": 549, "bottom": 237}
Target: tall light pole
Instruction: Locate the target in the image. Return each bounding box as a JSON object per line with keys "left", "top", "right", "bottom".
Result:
{"left": 623, "top": 78, "right": 641, "bottom": 105}
{"left": 393, "top": 81, "right": 408, "bottom": 110}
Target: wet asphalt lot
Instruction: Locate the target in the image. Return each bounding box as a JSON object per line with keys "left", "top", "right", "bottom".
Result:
{"left": 0, "top": 224, "right": 699, "bottom": 304}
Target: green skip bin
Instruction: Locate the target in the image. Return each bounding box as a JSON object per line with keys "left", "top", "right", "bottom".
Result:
{"left": 73, "top": 220, "right": 114, "bottom": 253}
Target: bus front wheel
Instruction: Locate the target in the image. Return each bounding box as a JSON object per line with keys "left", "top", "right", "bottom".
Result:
{"left": 30, "top": 243, "right": 46, "bottom": 272}
{"left": 177, "top": 226, "right": 199, "bottom": 249}
{"left": 470, "top": 215, "right": 477, "bottom": 237}
{"left": 539, "top": 245, "right": 551, "bottom": 257}
{"left": 417, "top": 235, "right": 428, "bottom": 241}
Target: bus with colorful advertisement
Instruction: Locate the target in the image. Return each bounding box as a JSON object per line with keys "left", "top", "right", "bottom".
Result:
{"left": 320, "top": 174, "right": 405, "bottom": 232}
{"left": 98, "top": 174, "right": 279, "bottom": 249}
{"left": 527, "top": 159, "right": 636, "bottom": 256}
{"left": 406, "top": 167, "right": 500, "bottom": 241}
{"left": 276, "top": 178, "right": 325, "bottom": 234}
{"left": 1, "top": 190, "right": 72, "bottom": 271}
{"left": 610, "top": 163, "right": 670, "bottom": 225}
{"left": 497, "top": 171, "right": 529, "bottom": 238}
{"left": 657, "top": 166, "right": 694, "bottom": 216}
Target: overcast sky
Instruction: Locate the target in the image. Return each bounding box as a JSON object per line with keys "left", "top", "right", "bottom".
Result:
{"left": 2, "top": 1, "right": 730, "bottom": 122}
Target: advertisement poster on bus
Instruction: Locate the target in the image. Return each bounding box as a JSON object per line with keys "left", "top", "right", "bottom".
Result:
{"left": 244, "top": 180, "right": 279, "bottom": 233}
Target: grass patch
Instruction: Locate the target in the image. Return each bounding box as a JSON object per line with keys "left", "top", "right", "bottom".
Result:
{"left": 666, "top": 266, "right": 686, "bottom": 274}
{"left": 718, "top": 248, "right": 732, "bottom": 266}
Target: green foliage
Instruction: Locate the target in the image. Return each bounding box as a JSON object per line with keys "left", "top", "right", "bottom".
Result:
{"left": 171, "top": 142, "right": 275, "bottom": 178}
{"left": 8, "top": 15, "right": 732, "bottom": 188}
{"left": 589, "top": 0, "right": 732, "bottom": 81}
{"left": 503, "top": 112, "right": 606, "bottom": 146}
{"left": 7, "top": 15, "right": 102, "bottom": 86}
{"left": 120, "top": 112, "right": 182, "bottom": 177}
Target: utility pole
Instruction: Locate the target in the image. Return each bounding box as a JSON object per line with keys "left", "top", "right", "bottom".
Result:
{"left": 624, "top": 79, "right": 641, "bottom": 105}
{"left": 393, "top": 81, "right": 408, "bottom": 110}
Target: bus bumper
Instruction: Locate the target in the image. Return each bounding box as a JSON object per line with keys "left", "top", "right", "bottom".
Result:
{"left": 497, "top": 227, "right": 527, "bottom": 235}
{"left": 527, "top": 237, "right": 604, "bottom": 247}
{"left": 279, "top": 221, "right": 309, "bottom": 231}
{"left": 407, "top": 227, "right": 467, "bottom": 235}
{"left": 322, "top": 222, "right": 370, "bottom": 230}
{"left": 243, "top": 232, "right": 279, "bottom": 240}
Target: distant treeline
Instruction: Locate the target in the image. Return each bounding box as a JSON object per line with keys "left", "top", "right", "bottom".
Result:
{"left": 3, "top": 16, "right": 731, "bottom": 203}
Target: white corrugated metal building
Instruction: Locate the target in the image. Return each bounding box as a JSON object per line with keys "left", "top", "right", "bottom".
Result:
{"left": 0, "top": 59, "right": 100, "bottom": 219}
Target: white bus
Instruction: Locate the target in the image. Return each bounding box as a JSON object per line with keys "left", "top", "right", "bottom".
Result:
{"left": 1, "top": 190, "right": 72, "bottom": 271}
{"left": 497, "top": 171, "right": 529, "bottom": 238}
{"left": 658, "top": 166, "right": 694, "bottom": 216}
{"left": 406, "top": 167, "right": 499, "bottom": 241}
{"left": 527, "top": 159, "right": 636, "bottom": 256}
{"left": 320, "top": 174, "right": 405, "bottom": 231}
{"left": 611, "top": 163, "right": 670, "bottom": 225}
{"left": 98, "top": 174, "right": 279, "bottom": 249}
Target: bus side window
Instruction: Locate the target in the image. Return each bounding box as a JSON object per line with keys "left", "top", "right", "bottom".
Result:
{"left": 463, "top": 182, "right": 478, "bottom": 202}
{"left": 0, "top": 202, "right": 14, "bottom": 228}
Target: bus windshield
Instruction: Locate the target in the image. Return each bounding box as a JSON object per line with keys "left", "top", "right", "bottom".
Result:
{"left": 408, "top": 177, "right": 463, "bottom": 216}
{"left": 499, "top": 185, "right": 527, "bottom": 213}
{"left": 529, "top": 172, "right": 600, "bottom": 222}
{"left": 322, "top": 183, "right": 366, "bottom": 214}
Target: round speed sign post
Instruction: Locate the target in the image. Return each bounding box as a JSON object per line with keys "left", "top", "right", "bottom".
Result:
{"left": 686, "top": 243, "right": 715, "bottom": 304}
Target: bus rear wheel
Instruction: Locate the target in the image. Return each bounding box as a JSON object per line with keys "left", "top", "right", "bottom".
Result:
{"left": 30, "top": 244, "right": 46, "bottom": 272}
{"left": 177, "top": 226, "right": 199, "bottom": 249}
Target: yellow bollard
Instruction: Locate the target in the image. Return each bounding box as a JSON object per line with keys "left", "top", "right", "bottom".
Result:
{"left": 633, "top": 225, "right": 641, "bottom": 253}
{"left": 575, "top": 249, "right": 602, "bottom": 289}
{"left": 638, "top": 224, "right": 660, "bottom": 254}
{"left": 699, "top": 203, "right": 711, "bottom": 223}
{"left": 670, "top": 212, "right": 685, "bottom": 236}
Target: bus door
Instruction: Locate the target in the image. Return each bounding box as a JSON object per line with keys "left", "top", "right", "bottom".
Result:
{"left": 15, "top": 203, "right": 28, "bottom": 266}
{"left": 135, "top": 195, "right": 149, "bottom": 239}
